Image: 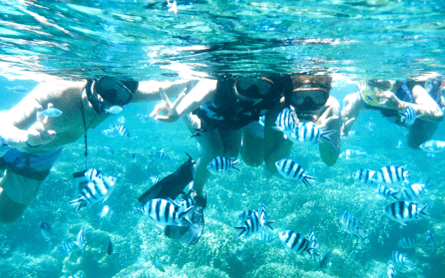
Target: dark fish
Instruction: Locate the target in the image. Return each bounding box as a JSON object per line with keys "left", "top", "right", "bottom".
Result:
{"left": 319, "top": 251, "right": 332, "bottom": 269}
{"left": 107, "top": 238, "right": 113, "bottom": 255}
{"left": 132, "top": 152, "right": 136, "bottom": 159}
{"left": 40, "top": 222, "right": 52, "bottom": 240}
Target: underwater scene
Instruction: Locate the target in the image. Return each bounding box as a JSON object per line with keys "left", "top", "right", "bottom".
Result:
{"left": 1, "top": 1, "right": 445, "bottom": 278}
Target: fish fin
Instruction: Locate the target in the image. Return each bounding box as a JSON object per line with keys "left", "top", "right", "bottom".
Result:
{"left": 234, "top": 226, "right": 246, "bottom": 240}
{"left": 232, "top": 165, "right": 241, "bottom": 172}
{"left": 68, "top": 198, "right": 87, "bottom": 212}
{"left": 391, "top": 191, "right": 400, "bottom": 200}
{"left": 420, "top": 203, "right": 430, "bottom": 218}
{"left": 302, "top": 175, "right": 316, "bottom": 187}
{"left": 265, "top": 221, "right": 276, "bottom": 230}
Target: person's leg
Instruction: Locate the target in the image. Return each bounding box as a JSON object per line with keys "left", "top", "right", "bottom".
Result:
{"left": 0, "top": 171, "right": 40, "bottom": 224}
{"left": 182, "top": 114, "right": 224, "bottom": 197}
{"left": 407, "top": 119, "right": 440, "bottom": 149}
{"left": 219, "top": 129, "right": 242, "bottom": 158}
{"left": 241, "top": 122, "right": 265, "bottom": 167}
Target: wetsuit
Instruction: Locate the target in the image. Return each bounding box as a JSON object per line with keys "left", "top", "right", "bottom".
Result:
{"left": 193, "top": 74, "right": 293, "bottom": 131}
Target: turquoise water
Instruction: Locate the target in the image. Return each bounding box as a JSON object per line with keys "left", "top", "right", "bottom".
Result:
{"left": 1, "top": 1, "right": 445, "bottom": 278}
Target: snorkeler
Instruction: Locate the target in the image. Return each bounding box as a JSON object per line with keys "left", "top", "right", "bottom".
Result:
{"left": 0, "top": 76, "right": 199, "bottom": 225}
{"left": 149, "top": 72, "right": 341, "bottom": 244}
{"left": 341, "top": 75, "right": 443, "bottom": 149}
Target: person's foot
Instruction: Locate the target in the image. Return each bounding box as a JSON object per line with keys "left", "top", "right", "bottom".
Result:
{"left": 165, "top": 195, "right": 206, "bottom": 245}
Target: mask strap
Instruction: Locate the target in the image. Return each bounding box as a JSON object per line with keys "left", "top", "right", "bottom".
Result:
{"left": 80, "top": 83, "right": 98, "bottom": 170}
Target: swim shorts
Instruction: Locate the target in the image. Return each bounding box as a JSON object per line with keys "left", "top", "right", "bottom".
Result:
{"left": 0, "top": 147, "right": 63, "bottom": 181}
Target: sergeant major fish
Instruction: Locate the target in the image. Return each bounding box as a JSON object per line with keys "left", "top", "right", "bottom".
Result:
{"left": 68, "top": 172, "right": 117, "bottom": 211}
{"left": 397, "top": 237, "right": 417, "bottom": 249}
{"left": 375, "top": 184, "right": 399, "bottom": 200}
{"left": 289, "top": 122, "right": 336, "bottom": 144}
{"left": 372, "top": 165, "right": 409, "bottom": 185}
{"left": 150, "top": 151, "right": 170, "bottom": 160}
{"left": 207, "top": 156, "right": 240, "bottom": 175}
{"left": 399, "top": 105, "right": 419, "bottom": 126}
{"left": 351, "top": 169, "right": 375, "bottom": 186}
{"left": 399, "top": 179, "right": 432, "bottom": 200}
{"left": 279, "top": 230, "right": 317, "bottom": 257}
{"left": 135, "top": 198, "right": 193, "bottom": 227}
{"left": 275, "top": 158, "right": 315, "bottom": 187}
{"left": 387, "top": 260, "right": 397, "bottom": 278}
{"left": 339, "top": 211, "right": 365, "bottom": 238}
{"left": 273, "top": 107, "right": 296, "bottom": 138}
{"left": 385, "top": 201, "right": 429, "bottom": 226}
{"left": 391, "top": 250, "right": 414, "bottom": 267}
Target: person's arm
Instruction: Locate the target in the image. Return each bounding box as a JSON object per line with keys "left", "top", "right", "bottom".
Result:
{"left": 375, "top": 85, "right": 443, "bottom": 122}
{"left": 149, "top": 79, "right": 218, "bottom": 122}
{"left": 340, "top": 92, "right": 364, "bottom": 136}
{"left": 132, "top": 80, "right": 200, "bottom": 103}
{"left": 315, "top": 96, "right": 341, "bottom": 166}
{"left": 0, "top": 84, "right": 57, "bottom": 152}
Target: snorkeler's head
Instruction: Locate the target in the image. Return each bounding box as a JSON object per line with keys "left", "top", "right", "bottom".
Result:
{"left": 289, "top": 73, "right": 331, "bottom": 111}
{"left": 85, "top": 77, "right": 139, "bottom": 114}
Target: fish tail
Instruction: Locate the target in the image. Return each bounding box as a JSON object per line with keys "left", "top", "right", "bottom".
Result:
{"left": 391, "top": 191, "right": 399, "bottom": 201}
{"left": 302, "top": 175, "right": 316, "bottom": 187}
{"left": 234, "top": 226, "right": 246, "bottom": 240}
{"left": 420, "top": 203, "right": 430, "bottom": 218}
{"left": 265, "top": 220, "right": 276, "bottom": 230}
{"left": 68, "top": 198, "right": 87, "bottom": 212}
{"left": 232, "top": 165, "right": 241, "bottom": 172}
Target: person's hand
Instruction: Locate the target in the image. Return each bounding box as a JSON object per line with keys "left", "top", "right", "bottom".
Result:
{"left": 26, "top": 103, "right": 57, "bottom": 147}
{"left": 341, "top": 117, "right": 356, "bottom": 137}
{"left": 374, "top": 90, "right": 400, "bottom": 110}
{"left": 149, "top": 88, "right": 186, "bottom": 122}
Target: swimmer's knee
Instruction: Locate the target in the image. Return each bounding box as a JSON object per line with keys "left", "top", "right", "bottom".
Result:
{"left": 0, "top": 193, "right": 27, "bottom": 225}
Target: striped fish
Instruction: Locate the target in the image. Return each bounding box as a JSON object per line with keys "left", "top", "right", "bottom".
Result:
{"left": 273, "top": 108, "right": 296, "bottom": 138}
{"left": 351, "top": 169, "right": 375, "bottom": 186}
{"left": 58, "top": 241, "right": 76, "bottom": 255}
{"left": 150, "top": 151, "right": 170, "bottom": 160}
{"left": 387, "top": 260, "right": 397, "bottom": 278}
{"left": 258, "top": 231, "right": 276, "bottom": 243}
{"left": 275, "top": 158, "right": 315, "bottom": 187}
{"left": 279, "top": 230, "right": 316, "bottom": 256}
{"left": 179, "top": 194, "right": 195, "bottom": 210}
{"left": 398, "top": 105, "right": 419, "bottom": 126}
{"left": 385, "top": 201, "right": 429, "bottom": 226}
{"left": 100, "top": 128, "right": 119, "bottom": 138}
{"left": 289, "top": 122, "right": 336, "bottom": 144}
{"left": 420, "top": 140, "right": 445, "bottom": 153}
{"left": 74, "top": 227, "right": 86, "bottom": 253}
{"left": 339, "top": 211, "right": 365, "bottom": 238}
{"left": 372, "top": 165, "right": 409, "bottom": 185}
{"left": 135, "top": 198, "right": 193, "bottom": 227}
{"left": 112, "top": 123, "right": 130, "bottom": 137}
{"left": 397, "top": 237, "right": 417, "bottom": 249}
{"left": 239, "top": 210, "right": 256, "bottom": 222}
{"left": 68, "top": 173, "right": 117, "bottom": 211}
{"left": 399, "top": 179, "right": 431, "bottom": 200}
{"left": 376, "top": 184, "right": 399, "bottom": 200}
{"left": 235, "top": 210, "right": 262, "bottom": 239}
{"left": 391, "top": 250, "right": 414, "bottom": 267}
{"left": 207, "top": 156, "right": 240, "bottom": 175}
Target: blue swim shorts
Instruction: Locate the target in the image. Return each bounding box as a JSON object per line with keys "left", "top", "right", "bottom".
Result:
{"left": 0, "top": 147, "right": 63, "bottom": 181}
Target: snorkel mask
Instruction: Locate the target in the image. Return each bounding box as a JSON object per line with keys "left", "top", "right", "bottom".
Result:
{"left": 85, "top": 77, "right": 138, "bottom": 115}
{"left": 290, "top": 74, "right": 331, "bottom": 112}
{"left": 359, "top": 79, "right": 394, "bottom": 107}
